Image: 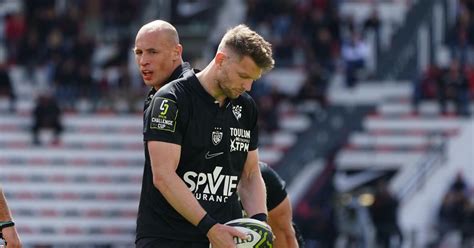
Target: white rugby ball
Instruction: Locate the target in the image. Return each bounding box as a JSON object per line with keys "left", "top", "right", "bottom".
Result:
{"left": 210, "top": 218, "right": 273, "bottom": 248}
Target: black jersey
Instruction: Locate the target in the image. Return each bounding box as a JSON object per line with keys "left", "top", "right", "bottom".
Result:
{"left": 137, "top": 70, "right": 259, "bottom": 242}
{"left": 137, "top": 62, "right": 192, "bottom": 241}
{"left": 259, "top": 162, "right": 287, "bottom": 211}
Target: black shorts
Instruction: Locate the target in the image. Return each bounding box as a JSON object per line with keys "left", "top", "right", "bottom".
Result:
{"left": 136, "top": 237, "right": 209, "bottom": 248}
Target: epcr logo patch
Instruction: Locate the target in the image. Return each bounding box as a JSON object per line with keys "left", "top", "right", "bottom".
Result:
{"left": 150, "top": 97, "right": 178, "bottom": 132}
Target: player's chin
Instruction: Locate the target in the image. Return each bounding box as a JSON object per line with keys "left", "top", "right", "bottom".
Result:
{"left": 229, "top": 91, "right": 243, "bottom": 99}
{"left": 143, "top": 79, "right": 154, "bottom": 87}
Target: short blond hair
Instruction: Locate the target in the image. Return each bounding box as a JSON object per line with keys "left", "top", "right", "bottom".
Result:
{"left": 218, "top": 24, "right": 274, "bottom": 73}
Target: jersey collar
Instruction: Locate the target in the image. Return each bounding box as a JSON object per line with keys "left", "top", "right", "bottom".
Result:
{"left": 144, "top": 62, "right": 192, "bottom": 110}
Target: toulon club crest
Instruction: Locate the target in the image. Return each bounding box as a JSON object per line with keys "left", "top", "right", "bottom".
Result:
{"left": 212, "top": 130, "right": 223, "bottom": 145}
{"left": 232, "top": 105, "right": 242, "bottom": 120}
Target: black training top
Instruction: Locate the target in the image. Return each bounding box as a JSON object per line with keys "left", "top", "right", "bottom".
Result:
{"left": 137, "top": 69, "right": 259, "bottom": 242}
{"left": 259, "top": 162, "right": 287, "bottom": 211}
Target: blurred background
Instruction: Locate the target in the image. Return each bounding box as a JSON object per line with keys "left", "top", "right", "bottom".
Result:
{"left": 0, "top": 0, "right": 473, "bottom": 247}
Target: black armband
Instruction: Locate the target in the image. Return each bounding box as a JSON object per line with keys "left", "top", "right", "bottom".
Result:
{"left": 250, "top": 213, "right": 268, "bottom": 222}
{"left": 197, "top": 213, "right": 217, "bottom": 234}
{"left": 0, "top": 220, "right": 14, "bottom": 230}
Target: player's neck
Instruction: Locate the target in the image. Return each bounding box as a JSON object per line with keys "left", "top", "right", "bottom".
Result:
{"left": 196, "top": 64, "right": 226, "bottom": 106}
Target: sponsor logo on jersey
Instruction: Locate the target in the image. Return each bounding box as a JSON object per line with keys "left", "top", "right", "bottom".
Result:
{"left": 204, "top": 151, "right": 224, "bottom": 159}
{"left": 183, "top": 166, "right": 238, "bottom": 203}
{"left": 150, "top": 97, "right": 178, "bottom": 132}
{"left": 230, "top": 127, "right": 251, "bottom": 152}
{"left": 232, "top": 105, "right": 242, "bottom": 120}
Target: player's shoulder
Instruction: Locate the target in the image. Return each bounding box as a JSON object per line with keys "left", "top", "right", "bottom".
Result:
{"left": 259, "top": 161, "right": 270, "bottom": 173}
{"left": 237, "top": 92, "right": 256, "bottom": 104}
{"left": 259, "top": 162, "right": 286, "bottom": 187}
{"left": 259, "top": 162, "right": 276, "bottom": 178}
{"left": 155, "top": 70, "right": 196, "bottom": 99}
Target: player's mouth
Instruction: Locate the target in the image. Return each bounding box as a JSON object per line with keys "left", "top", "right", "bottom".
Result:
{"left": 142, "top": 70, "right": 153, "bottom": 81}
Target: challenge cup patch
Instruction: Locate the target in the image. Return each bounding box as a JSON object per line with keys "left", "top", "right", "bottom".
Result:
{"left": 150, "top": 97, "right": 178, "bottom": 132}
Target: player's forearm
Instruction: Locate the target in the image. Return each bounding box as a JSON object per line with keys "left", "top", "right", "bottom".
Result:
{"left": 153, "top": 172, "right": 206, "bottom": 226}
{"left": 148, "top": 141, "right": 207, "bottom": 226}
{"left": 239, "top": 172, "right": 267, "bottom": 216}
{"left": 269, "top": 197, "right": 298, "bottom": 247}
{"left": 0, "top": 188, "right": 13, "bottom": 221}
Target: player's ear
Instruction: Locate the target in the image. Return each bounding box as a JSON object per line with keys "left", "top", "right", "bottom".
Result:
{"left": 173, "top": 44, "right": 183, "bottom": 60}
{"left": 215, "top": 52, "right": 226, "bottom": 67}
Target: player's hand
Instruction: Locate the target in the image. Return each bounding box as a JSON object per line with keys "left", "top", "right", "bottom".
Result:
{"left": 207, "top": 223, "right": 247, "bottom": 248}
{"left": 2, "top": 226, "right": 22, "bottom": 248}
{"left": 261, "top": 221, "right": 276, "bottom": 241}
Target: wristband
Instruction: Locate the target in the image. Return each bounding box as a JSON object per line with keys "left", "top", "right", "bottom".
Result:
{"left": 251, "top": 213, "right": 268, "bottom": 222}
{"left": 0, "top": 221, "right": 14, "bottom": 230}
{"left": 197, "top": 213, "right": 217, "bottom": 234}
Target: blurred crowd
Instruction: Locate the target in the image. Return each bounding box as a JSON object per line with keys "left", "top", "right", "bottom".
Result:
{"left": 245, "top": 0, "right": 380, "bottom": 136}
{"left": 413, "top": 0, "right": 474, "bottom": 117}
{"left": 413, "top": 60, "right": 473, "bottom": 117}
{"left": 1, "top": 0, "right": 142, "bottom": 113}
{"left": 0, "top": 0, "right": 382, "bottom": 135}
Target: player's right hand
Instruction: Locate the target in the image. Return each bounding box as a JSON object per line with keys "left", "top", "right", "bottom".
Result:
{"left": 1, "top": 226, "right": 22, "bottom": 248}
{"left": 207, "top": 223, "right": 247, "bottom": 248}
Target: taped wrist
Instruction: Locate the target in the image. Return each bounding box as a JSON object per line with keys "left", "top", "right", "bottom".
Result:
{"left": 197, "top": 213, "right": 217, "bottom": 234}
{"left": 251, "top": 213, "right": 268, "bottom": 222}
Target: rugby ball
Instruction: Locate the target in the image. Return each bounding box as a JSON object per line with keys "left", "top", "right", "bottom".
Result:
{"left": 210, "top": 218, "right": 273, "bottom": 248}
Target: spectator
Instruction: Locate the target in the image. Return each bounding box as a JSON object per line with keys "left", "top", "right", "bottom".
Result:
{"left": 412, "top": 64, "right": 440, "bottom": 115}
{"left": 296, "top": 63, "right": 329, "bottom": 108}
{"left": 337, "top": 201, "right": 365, "bottom": 248}
{"left": 31, "top": 92, "right": 63, "bottom": 146}
{"left": 363, "top": 9, "right": 381, "bottom": 57}
{"left": 4, "top": 12, "right": 26, "bottom": 64}
{"left": 363, "top": 9, "right": 381, "bottom": 35}
{"left": 461, "top": 197, "right": 474, "bottom": 247}
{"left": 451, "top": 171, "right": 467, "bottom": 192}
{"left": 368, "top": 179, "right": 403, "bottom": 248}
{"left": 0, "top": 64, "right": 16, "bottom": 113}
{"left": 341, "top": 30, "right": 369, "bottom": 88}
{"left": 438, "top": 60, "right": 470, "bottom": 116}
{"left": 434, "top": 179, "right": 470, "bottom": 246}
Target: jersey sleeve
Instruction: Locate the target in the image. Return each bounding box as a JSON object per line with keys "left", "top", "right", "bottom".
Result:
{"left": 260, "top": 164, "right": 287, "bottom": 211}
{"left": 144, "top": 93, "right": 184, "bottom": 145}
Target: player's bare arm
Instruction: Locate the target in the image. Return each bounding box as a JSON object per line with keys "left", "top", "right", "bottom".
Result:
{"left": 238, "top": 149, "right": 267, "bottom": 217}
{"left": 268, "top": 196, "right": 298, "bottom": 248}
{"left": 0, "top": 188, "right": 22, "bottom": 248}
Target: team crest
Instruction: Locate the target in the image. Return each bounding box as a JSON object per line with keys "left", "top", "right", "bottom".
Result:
{"left": 232, "top": 105, "right": 242, "bottom": 120}
{"left": 212, "top": 130, "right": 223, "bottom": 145}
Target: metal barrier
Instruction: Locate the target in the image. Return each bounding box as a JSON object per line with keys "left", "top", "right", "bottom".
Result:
{"left": 396, "top": 134, "right": 447, "bottom": 202}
